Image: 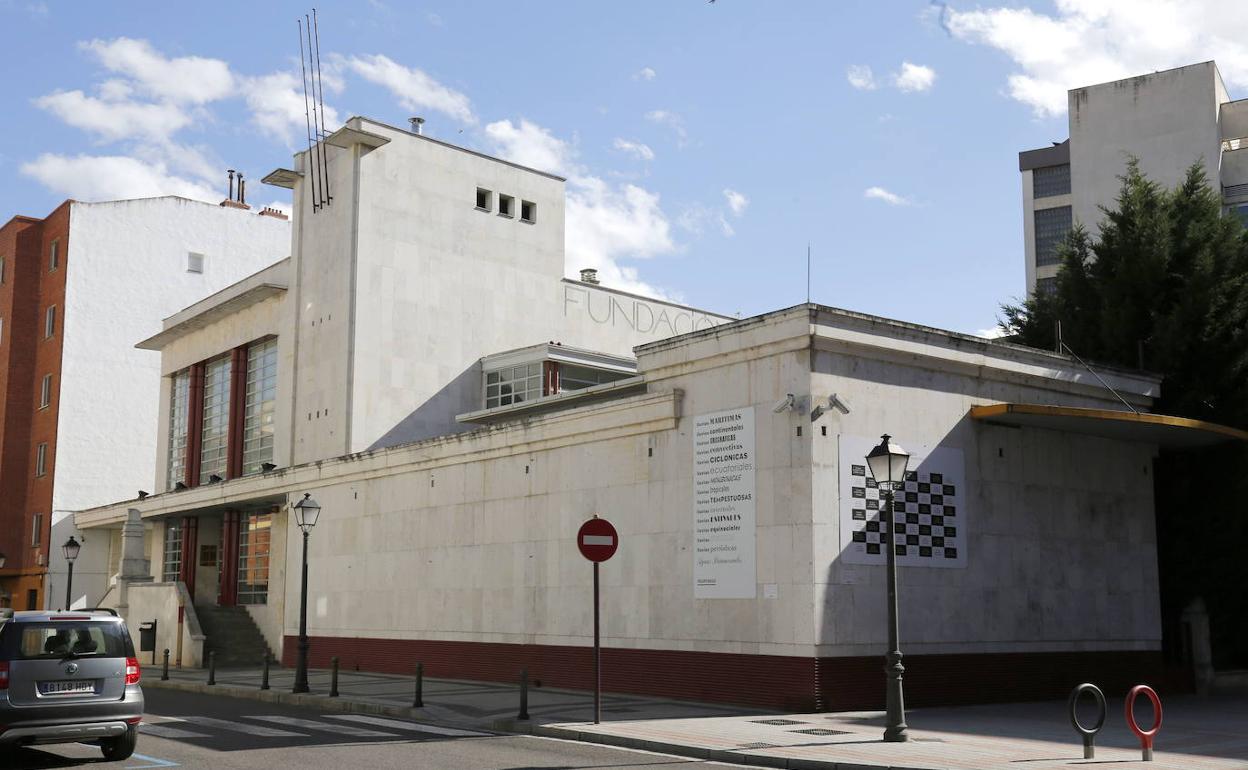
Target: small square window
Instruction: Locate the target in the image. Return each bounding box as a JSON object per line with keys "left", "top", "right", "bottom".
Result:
{"left": 44, "top": 306, "right": 56, "bottom": 339}
{"left": 476, "top": 188, "right": 493, "bottom": 211}
{"left": 498, "top": 194, "right": 514, "bottom": 218}
{"left": 49, "top": 240, "right": 59, "bottom": 271}
{"left": 521, "top": 200, "right": 536, "bottom": 223}
{"left": 40, "top": 373, "right": 52, "bottom": 409}
{"left": 188, "top": 252, "right": 204, "bottom": 274}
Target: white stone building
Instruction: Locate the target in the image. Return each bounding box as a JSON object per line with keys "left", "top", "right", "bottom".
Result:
{"left": 76, "top": 118, "right": 1245, "bottom": 710}
{"left": 1019, "top": 61, "right": 1248, "bottom": 295}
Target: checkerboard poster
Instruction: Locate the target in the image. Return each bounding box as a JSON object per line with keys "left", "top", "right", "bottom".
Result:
{"left": 838, "top": 435, "right": 967, "bottom": 568}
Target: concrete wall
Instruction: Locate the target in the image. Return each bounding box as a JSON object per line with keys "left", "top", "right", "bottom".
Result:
{"left": 1069, "top": 63, "right": 1224, "bottom": 237}
{"left": 123, "top": 581, "right": 205, "bottom": 669}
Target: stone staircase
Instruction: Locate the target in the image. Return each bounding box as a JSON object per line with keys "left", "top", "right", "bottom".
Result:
{"left": 194, "top": 605, "right": 273, "bottom": 669}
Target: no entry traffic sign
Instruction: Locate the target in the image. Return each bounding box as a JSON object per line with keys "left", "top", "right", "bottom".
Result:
{"left": 577, "top": 516, "right": 618, "bottom": 562}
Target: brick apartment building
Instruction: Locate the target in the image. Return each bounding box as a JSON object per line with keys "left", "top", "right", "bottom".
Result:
{"left": 0, "top": 195, "right": 289, "bottom": 610}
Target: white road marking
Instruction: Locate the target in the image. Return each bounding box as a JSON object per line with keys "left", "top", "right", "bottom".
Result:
{"left": 124, "top": 753, "right": 180, "bottom": 768}
{"left": 245, "top": 715, "right": 397, "bottom": 737}
{"left": 139, "top": 723, "right": 210, "bottom": 739}
{"left": 185, "top": 716, "right": 307, "bottom": 737}
{"left": 323, "top": 714, "right": 490, "bottom": 737}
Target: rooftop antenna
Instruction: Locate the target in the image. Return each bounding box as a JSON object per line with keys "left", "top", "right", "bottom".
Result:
{"left": 806, "top": 242, "right": 811, "bottom": 305}
{"left": 1054, "top": 323, "right": 1139, "bottom": 414}
{"left": 298, "top": 16, "right": 320, "bottom": 212}
{"left": 312, "top": 7, "right": 332, "bottom": 206}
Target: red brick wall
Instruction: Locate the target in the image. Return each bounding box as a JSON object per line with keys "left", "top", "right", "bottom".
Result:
{"left": 281, "top": 635, "right": 1178, "bottom": 712}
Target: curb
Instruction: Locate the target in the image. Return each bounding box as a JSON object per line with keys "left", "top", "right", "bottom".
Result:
{"left": 532, "top": 724, "right": 942, "bottom": 770}
{"left": 142, "top": 677, "right": 492, "bottom": 733}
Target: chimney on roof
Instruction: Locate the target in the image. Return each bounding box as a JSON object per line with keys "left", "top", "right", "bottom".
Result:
{"left": 579, "top": 268, "right": 600, "bottom": 285}
{"left": 258, "top": 207, "right": 289, "bottom": 221}
{"left": 409, "top": 116, "right": 425, "bottom": 135}
{"left": 221, "top": 168, "right": 251, "bottom": 210}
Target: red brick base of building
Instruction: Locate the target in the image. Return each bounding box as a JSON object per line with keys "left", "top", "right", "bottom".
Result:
{"left": 281, "top": 635, "right": 1185, "bottom": 712}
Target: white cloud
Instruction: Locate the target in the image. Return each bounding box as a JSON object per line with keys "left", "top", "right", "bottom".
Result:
{"left": 33, "top": 90, "right": 191, "bottom": 143}
{"left": 634, "top": 66, "right": 657, "bottom": 81}
{"left": 21, "top": 153, "right": 220, "bottom": 203}
{"left": 613, "top": 138, "right": 655, "bottom": 161}
{"left": 644, "top": 109, "right": 688, "bottom": 144}
{"left": 864, "top": 186, "right": 911, "bottom": 206}
{"left": 426, "top": 12, "right": 443, "bottom": 27}
{"left": 343, "top": 53, "right": 475, "bottom": 124}
{"left": 677, "top": 203, "right": 735, "bottom": 238}
{"left": 973, "top": 325, "right": 1009, "bottom": 339}
{"left": 944, "top": 0, "right": 1248, "bottom": 117}
{"left": 847, "top": 64, "right": 878, "bottom": 90}
{"left": 486, "top": 119, "right": 675, "bottom": 297}
{"left": 241, "top": 71, "right": 341, "bottom": 146}
{"left": 79, "top": 38, "right": 234, "bottom": 104}
{"left": 893, "top": 61, "right": 936, "bottom": 92}
{"left": 722, "top": 188, "right": 748, "bottom": 216}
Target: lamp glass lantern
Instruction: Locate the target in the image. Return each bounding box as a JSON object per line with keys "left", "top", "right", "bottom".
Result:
{"left": 62, "top": 536, "right": 82, "bottom": 563}
{"left": 292, "top": 494, "right": 321, "bottom": 532}
{"left": 866, "top": 435, "right": 910, "bottom": 487}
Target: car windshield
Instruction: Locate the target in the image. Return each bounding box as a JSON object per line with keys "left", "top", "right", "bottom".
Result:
{"left": 0, "top": 622, "right": 128, "bottom": 659}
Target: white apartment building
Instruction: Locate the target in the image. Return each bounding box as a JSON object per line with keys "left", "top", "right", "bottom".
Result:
{"left": 1019, "top": 61, "right": 1248, "bottom": 295}
{"left": 73, "top": 116, "right": 1248, "bottom": 710}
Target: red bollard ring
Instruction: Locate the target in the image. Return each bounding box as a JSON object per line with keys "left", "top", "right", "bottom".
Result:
{"left": 1125, "top": 684, "right": 1163, "bottom": 760}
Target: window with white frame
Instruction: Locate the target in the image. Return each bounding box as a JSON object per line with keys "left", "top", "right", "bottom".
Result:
{"left": 35, "top": 443, "right": 47, "bottom": 476}
{"left": 39, "top": 373, "right": 52, "bottom": 409}
{"left": 520, "top": 200, "right": 536, "bottom": 223}
{"left": 32, "top": 512, "right": 42, "bottom": 546}
{"left": 237, "top": 512, "right": 272, "bottom": 605}
{"left": 242, "top": 338, "right": 278, "bottom": 475}
{"left": 49, "top": 239, "right": 59, "bottom": 271}
{"left": 44, "top": 306, "right": 55, "bottom": 338}
{"left": 199, "top": 355, "right": 231, "bottom": 480}
{"left": 161, "top": 520, "right": 183, "bottom": 582}
{"left": 484, "top": 363, "right": 542, "bottom": 409}
{"left": 558, "top": 364, "right": 631, "bottom": 393}
{"left": 167, "top": 371, "right": 190, "bottom": 489}
{"left": 475, "top": 187, "right": 493, "bottom": 211}
{"left": 187, "top": 252, "right": 204, "bottom": 274}
{"left": 498, "top": 193, "right": 514, "bottom": 218}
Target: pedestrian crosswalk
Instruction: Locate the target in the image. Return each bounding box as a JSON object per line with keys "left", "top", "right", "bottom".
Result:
{"left": 140, "top": 713, "right": 492, "bottom": 743}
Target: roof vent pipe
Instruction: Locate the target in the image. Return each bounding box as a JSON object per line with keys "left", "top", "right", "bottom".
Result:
{"left": 580, "top": 268, "right": 600, "bottom": 284}
{"left": 409, "top": 116, "right": 425, "bottom": 135}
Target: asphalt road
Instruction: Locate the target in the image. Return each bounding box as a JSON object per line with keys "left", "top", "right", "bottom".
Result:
{"left": 5, "top": 687, "right": 745, "bottom": 770}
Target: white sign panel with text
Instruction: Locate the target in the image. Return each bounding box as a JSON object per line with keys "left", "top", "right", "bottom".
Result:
{"left": 693, "top": 407, "right": 757, "bottom": 598}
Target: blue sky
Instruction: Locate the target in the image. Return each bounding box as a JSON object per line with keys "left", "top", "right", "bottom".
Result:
{"left": 2, "top": 1, "right": 1243, "bottom": 336}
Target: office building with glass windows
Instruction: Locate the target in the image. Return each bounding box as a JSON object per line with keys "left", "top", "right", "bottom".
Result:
{"left": 1019, "top": 61, "right": 1248, "bottom": 296}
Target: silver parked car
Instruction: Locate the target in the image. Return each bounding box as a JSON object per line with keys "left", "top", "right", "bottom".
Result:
{"left": 0, "top": 609, "right": 144, "bottom": 761}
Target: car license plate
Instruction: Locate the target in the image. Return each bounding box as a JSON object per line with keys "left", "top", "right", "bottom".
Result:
{"left": 41, "top": 680, "right": 95, "bottom": 695}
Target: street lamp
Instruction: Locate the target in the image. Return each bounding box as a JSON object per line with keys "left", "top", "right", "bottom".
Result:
{"left": 62, "top": 536, "right": 82, "bottom": 611}
{"left": 866, "top": 434, "right": 911, "bottom": 743}
{"left": 291, "top": 493, "right": 321, "bottom": 694}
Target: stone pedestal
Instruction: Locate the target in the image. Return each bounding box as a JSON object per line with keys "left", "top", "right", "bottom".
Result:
{"left": 116, "top": 509, "right": 153, "bottom": 616}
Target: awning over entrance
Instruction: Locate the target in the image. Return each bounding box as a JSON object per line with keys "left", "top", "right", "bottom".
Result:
{"left": 969, "top": 404, "right": 1248, "bottom": 448}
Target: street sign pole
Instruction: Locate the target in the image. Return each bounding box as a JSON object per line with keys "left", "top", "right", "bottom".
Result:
{"left": 594, "top": 559, "right": 601, "bottom": 724}
{"left": 577, "top": 515, "right": 618, "bottom": 727}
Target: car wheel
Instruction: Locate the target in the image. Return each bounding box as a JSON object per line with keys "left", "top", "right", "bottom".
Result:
{"left": 100, "top": 725, "right": 138, "bottom": 761}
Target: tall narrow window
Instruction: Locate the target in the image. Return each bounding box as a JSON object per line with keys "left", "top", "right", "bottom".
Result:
{"left": 199, "top": 355, "right": 231, "bottom": 481}
{"left": 161, "top": 520, "right": 183, "bottom": 582}
{"left": 39, "top": 373, "right": 52, "bottom": 409}
{"left": 498, "top": 193, "right": 514, "bottom": 218}
{"left": 32, "top": 513, "right": 43, "bottom": 546}
{"left": 44, "top": 306, "right": 56, "bottom": 338}
{"left": 1, "top": 255, "right": 6, "bottom": 283}
{"left": 242, "top": 338, "right": 278, "bottom": 475}
{"left": 167, "top": 371, "right": 190, "bottom": 490}
{"left": 49, "top": 239, "right": 59, "bottom": 271}
{"left": 237, "top": 512, "right": 272, "bottom": 605}
{"left": 35, "top": 443, "right": 47, "bottom": 476}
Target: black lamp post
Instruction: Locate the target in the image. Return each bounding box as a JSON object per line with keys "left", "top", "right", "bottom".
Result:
{"left": 291, "top": 493, "right": 321, "bottom": 694}
{"left": 866, "top": 434, "right": 911, "bottom": 743}
{"left": 62, "top": 537, "right": 82, "bottom": 611}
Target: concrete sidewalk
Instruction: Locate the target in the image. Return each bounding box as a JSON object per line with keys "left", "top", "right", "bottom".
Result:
{"left": 146, "top": 666, "right": 1248, "bottom": 770}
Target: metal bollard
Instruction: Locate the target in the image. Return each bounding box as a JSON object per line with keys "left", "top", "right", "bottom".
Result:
{"left": 518, "top": 667, "right": 530, "bottom": 721}
{"left": 330, "top": 656, "right": 340, "bottom": 697}
{"left": 161, "top": 649, "right": 170, "bottom": 681}
{"left": 413, "top": 662, "right": 424, "bottom": 708}
{"left": 1068, "top": 683, "right": 1106, "bottom": 759}
{"left": 261, "top": 652, "right": 271, "bottom": 691}
{"left": 207, "top": 651, "right": 216, "bottom": 686}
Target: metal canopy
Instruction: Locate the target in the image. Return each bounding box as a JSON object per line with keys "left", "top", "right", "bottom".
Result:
{"left": 969, "top": 403, "right": 1248, "bottom": 448}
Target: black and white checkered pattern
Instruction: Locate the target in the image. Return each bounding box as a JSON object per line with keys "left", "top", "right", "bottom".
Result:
{"left": 847, "top": 464, "right": 960, "bottom": 560}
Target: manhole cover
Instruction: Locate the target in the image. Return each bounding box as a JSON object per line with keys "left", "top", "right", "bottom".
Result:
{"left": 750, "top": 719, "right": 807, "bottom": 725}
{"left": 789, "top": 728, "right": 852, "bottom": 736}
{"left": 736, "top": 743, "right": 780, "bottom": 750}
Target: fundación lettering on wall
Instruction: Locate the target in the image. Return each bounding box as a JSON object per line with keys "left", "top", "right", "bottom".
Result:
{"left": 693, "top": 407, "right": 757, "bottom": 599}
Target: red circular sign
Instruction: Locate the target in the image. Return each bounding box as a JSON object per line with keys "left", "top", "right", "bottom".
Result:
{"left": 577, "top": 517, "right": 618, "bottom": 562}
